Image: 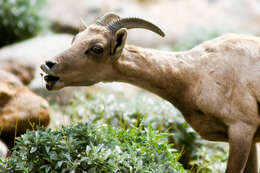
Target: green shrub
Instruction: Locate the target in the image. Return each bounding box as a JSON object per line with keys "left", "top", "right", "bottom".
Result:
{"left": 67, "top": 91, "right": 199, "bottom": 166}
{"left": 63, "top": 91, "right": 228, "bottom": 172}
{"left": 1, "top": 122, "right": 187, "bottom": 173}
{"left": 0, "top": 0, "right": 47, "bottom": 47}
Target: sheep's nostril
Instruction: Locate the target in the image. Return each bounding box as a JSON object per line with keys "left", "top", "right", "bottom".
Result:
{"left": 46, "top": 61, "right": 56, "bottom": 68}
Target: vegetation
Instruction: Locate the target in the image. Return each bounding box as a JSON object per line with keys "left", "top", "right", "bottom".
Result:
{"left": 1, "top": 122, "right": 187, "bottom": 173}
{"left": 0, "top": 91, "right": 228, "bottom": 172}
{"left": 0, "top": 0, "right": 47, "bottom": 47}
{"left": 67, "top": 91, "right": 200, "bottom": 169}
{"left": 60, "top": 91, "right": 228, "bottom": 172}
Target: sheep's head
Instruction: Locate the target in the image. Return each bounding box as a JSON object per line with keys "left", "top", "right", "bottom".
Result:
{"left": 40, "top": 12, "right": 164, "bottom": 90}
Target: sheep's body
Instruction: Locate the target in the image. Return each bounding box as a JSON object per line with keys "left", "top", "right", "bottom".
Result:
{"left": 112, "top": 33, "right": 260, "bottom": 173}
{"left": 186, "top": 34, "right": 260, "bottom": 141}
{"left": 114, "top": 34, "right": 260, "bottom": 143}
{"left": 41, "top": 13, "right": 260, "bottom": 172}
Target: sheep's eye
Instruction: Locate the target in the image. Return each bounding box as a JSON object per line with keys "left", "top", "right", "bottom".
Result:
{"left": 90, "top": 45, "right": 104, "bottom": 54}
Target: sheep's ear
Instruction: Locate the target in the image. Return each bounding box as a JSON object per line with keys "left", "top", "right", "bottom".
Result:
{"left": 78, "top": 18, "right": 87, "bottom": 32}
{"left": 111, "top": 28, "right": 127, "bottom": 60}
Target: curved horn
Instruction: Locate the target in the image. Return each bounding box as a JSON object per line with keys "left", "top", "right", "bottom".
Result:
{"left": 107, "top": 17, "right": 165, "bottom": 37}
{"left": 96, "top": 12, "right": 120, "bottom": 26}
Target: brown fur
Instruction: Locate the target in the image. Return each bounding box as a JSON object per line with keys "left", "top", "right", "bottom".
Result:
{"left": 41, "top": 23, "right": 260, "bottom": 173}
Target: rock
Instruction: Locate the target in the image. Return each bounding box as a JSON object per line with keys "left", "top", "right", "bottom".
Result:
{"left": 0, "top": 140, "right": 8, "bottom": 159}
{"left": 0, "top": 34, "right": 73, "bottom": 88}
{"left": 0, "top": 70, "right": 50, "bottom": 148}
{"left": 47, "top": 0, "right": 260, "bottom": 48}
{"left": 47, "top": 0, "right": 103, "bottom": 34}
{"left": 0, "top": 34, "right": 76, "bottom": 103}
{"left": 47, "top": 0, "right": 178, "bottom": 47}
{"left": 47, "top": 0, "right": 260, "bottom": 47}
{"left": 0, "top": 60, "right": 35, "bottom": 85}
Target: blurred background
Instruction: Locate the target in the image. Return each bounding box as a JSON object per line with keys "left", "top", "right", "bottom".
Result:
{"left": 0, "top": 0, "right": 260, "bottom": 172}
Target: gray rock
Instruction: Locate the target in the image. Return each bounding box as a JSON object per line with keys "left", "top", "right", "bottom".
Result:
{"left": 0, "top": 34, "right": 80, "bottom": 103}
{"left": 47, "top": 0, "right": 260, "bottom": 48}
{"left": 0, "top": 34, "right": 70, "bottom": 82}
{"left": 0, "top": 140, "right": 8, "bottom": 159}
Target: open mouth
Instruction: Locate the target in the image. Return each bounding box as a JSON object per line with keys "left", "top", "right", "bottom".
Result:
{"left": 40, "top": 64, "right": 60, "bottom": 90}
{"left": 44, "top": 75, "right": 60, "bottom": 90}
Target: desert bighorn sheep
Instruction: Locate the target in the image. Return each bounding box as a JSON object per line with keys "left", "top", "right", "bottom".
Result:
{"left": 41, "top": 12, "right": 260, "bottom": 173}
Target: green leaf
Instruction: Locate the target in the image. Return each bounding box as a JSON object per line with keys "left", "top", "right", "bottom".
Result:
{"left": 30, "top": 146, "right": 37, "bottom": 153}
{"left": 45, "top": 146, "right": 50, "bottom": 153}
{"left": 55, "top": 161, "right": 64, "bottom": 169}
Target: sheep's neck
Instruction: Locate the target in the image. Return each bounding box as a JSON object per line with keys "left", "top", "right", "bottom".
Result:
{"left": 113, "top": 45, "right": 195, "bottom": 102}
